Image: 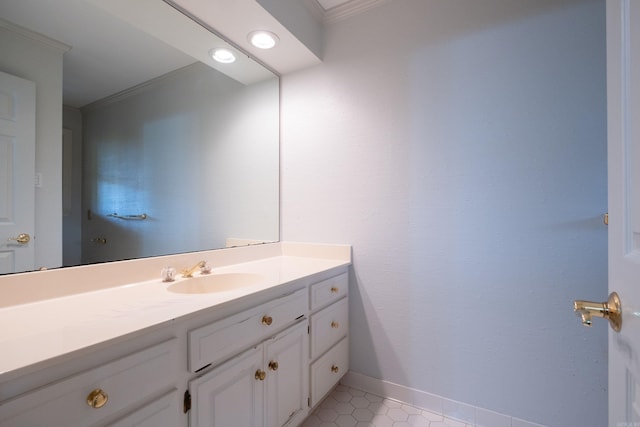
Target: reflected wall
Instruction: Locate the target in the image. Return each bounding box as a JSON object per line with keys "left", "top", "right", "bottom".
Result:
{"left": 77, "top": 63, "right": 279, "bottom": 265}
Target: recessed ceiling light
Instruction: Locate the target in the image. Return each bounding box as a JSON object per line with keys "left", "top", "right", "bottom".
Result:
{"left": 209, "top": 48, "right": 236, "bottom": 64}
{"left": 248, "top": 30, "right": 279, "bottom": 49}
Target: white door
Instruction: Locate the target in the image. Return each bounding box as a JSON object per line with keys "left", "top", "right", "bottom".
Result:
{"left": 606, "top": 0, "right": 640, "bottom": 425}
{"left": 0, "top": 71, "right": 35, "bottom": 274}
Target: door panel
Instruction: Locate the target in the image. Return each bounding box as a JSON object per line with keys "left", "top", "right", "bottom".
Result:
{"left": 0, "top": 71, "right": 35, "bottom": 274}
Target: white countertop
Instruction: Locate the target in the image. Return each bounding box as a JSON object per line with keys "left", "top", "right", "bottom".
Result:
{"left": 0, "top": 243, "right": 350, "bottom": 381}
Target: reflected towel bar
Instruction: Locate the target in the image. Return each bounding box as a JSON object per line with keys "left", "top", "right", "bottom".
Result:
{"left": 107, "top": 213, "right": 148, "bottom": 220}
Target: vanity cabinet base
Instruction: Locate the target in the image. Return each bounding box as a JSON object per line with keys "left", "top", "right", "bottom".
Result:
{"left": 0, "top": 263, "right": 350, "bottom": 427}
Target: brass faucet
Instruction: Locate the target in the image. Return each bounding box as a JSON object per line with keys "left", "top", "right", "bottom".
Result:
{"left": 182, "top": 260, "right": 206, "bottom": 278}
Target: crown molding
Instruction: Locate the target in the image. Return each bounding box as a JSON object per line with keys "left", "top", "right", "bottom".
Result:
{"left": 0, "top": 17, "right": 70, "bottom": 53}
{"left": 306, "top": 0, "right": 392, "bottom": 24}
{"left": 81, "top": 62, "right": 199, "bottom": 112}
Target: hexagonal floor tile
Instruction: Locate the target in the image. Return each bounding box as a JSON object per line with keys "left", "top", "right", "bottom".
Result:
{"left": 305, "top": 384, "right": 474, "bottom": 427}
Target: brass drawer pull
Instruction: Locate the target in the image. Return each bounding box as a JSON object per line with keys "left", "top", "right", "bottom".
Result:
{"left": 331, "top": 365, "right": 339, "bottom": 373}
{"left": 330, "top": 287, "right": 339, "bottom": 293}
{"left": 261, "top": 315, "right": 273, "bottom": 326}
{"left": 255, "top": 369, "right": 266, "bottom": 381}
{"left": 268, "top": 360, "right": 279, "bottom": 371}
{"left": 86, "top": 389, "right": 108, "bottom": 409}
{"left": 331, "top": 321, "right": 339, "bottom": 329}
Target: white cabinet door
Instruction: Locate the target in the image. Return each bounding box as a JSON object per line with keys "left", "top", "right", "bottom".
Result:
{"left": 264, "top": 322, "right": 309, "bottom": 427}
{"left": 0, "top": 71, "right": 35, "bottom": 274}
{"left": 189, "top": 321, "right": 309, "bottom": 427}
{"left": 190, "top": 346, "right": 264, "bottom": 427}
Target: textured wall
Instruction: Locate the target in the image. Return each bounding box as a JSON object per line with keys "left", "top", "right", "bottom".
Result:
{"left": 281, "top": 0, "right": 607, "bottom": 425}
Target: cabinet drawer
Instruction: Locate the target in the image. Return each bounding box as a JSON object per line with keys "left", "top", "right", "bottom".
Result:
{"left": 310, "top": 337, "right": 349, "bottom": 408}
{"left": 189, "top": 288, "right": 306, "bottom": 372}
{"left": 309, "top": 273, "right": 348, "bottom": 311}
{"left": 310, "top": 298, "right": 348, "bottom": 360}
{"left": 110, "top": 390, "right": 181, "bottom": 427}
{"left": 0, "top": 339, "right": 178, "bottom": 427}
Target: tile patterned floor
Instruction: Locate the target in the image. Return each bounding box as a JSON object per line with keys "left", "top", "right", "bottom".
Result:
{"left": 303, "top": 384, "right": 472, "bottom": 427}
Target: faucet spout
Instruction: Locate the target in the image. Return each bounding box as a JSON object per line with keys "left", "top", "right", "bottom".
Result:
{"left": 182, "top": 261, "right": 206, "bottom": 278}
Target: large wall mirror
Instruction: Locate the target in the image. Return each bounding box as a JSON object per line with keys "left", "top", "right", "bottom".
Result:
{"left": 0, "top": 0, "right": 279, "bottom": 274}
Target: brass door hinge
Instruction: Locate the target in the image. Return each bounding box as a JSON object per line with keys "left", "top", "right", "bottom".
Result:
{"left": 604, "top": 212, "right": 609, "bottom": 226}
{"left": 183, "top": 390, "right": 191, "bottom": 413}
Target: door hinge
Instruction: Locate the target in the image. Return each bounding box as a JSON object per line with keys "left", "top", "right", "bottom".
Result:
{"left": 307, "top": 325, "right": 310, "bottom": 334}
{"left": 183, "top": 390, "right": 191, "bottom": 413}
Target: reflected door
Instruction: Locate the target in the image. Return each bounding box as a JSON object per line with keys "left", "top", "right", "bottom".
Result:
{"left": 0, "top": 71, "right": 35, "bottom": 274}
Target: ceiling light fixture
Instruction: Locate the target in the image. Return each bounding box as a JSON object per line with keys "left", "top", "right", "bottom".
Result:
{"left": 248, "top": 30, "right": 279, "bottom": 49}
{"left": 209, "top": 48, "right": 236, "bottom": 64}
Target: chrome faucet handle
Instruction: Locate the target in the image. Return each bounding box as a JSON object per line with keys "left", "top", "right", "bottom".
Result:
{"left": 161, "top": 267, "right": 176, "bottom": 282}
{"left": 200, "top": 262, "right": 212, "bottom": 274}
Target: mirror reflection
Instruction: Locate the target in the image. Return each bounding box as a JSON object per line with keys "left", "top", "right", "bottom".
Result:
{"left": 0, "top": 0, "right": 279, "bottom": 273}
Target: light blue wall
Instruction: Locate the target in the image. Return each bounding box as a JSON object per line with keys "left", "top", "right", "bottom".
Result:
{"left": 281, "top": 0, "right": 607, "bottom": 425}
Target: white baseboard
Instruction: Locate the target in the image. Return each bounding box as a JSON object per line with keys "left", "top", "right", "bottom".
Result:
{"left": 340, "top": 371, "right": 545, "bottom": 427}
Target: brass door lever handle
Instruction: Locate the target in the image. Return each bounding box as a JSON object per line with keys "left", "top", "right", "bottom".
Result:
{"left": 573, "top": 292, "right": 622, "bottom": 332}
{"left": 8, "top": 233, "right": 30, "bottom": 244}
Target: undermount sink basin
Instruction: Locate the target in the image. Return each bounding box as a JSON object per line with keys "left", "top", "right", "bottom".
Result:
{"left": 167, "top": 273, "right": 263, "bottom": 294}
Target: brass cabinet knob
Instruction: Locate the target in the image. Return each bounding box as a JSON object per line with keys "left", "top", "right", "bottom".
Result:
{"left": 574, "top": 292, "right": 622, "bottom": 332}
{"left": 86, "top": 389, "right": 108, "bottom": 409}
{"left": 255, "top": 369, "right": 266, "bottom": 381}
{"left": 261, "top": 315, "right": 273, "bottom": 326}
{"left": 268, "top": 360, "right": 279, "bottom": 371}
{"left": 330, "top": 287, "right": 339, "bottom": 293}
{"left": 331, "top": 365, "right": 339, "bottom": 373}
{"left": 331, "top": 321, "right": 339, "bottom": 329}
{"left": 8, "top": 233, "right": 30, "bottom": 244}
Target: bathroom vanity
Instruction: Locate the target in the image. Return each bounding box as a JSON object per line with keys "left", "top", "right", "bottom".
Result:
{"left": 0, "top": 242, "right": 350, "bottom": 427}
